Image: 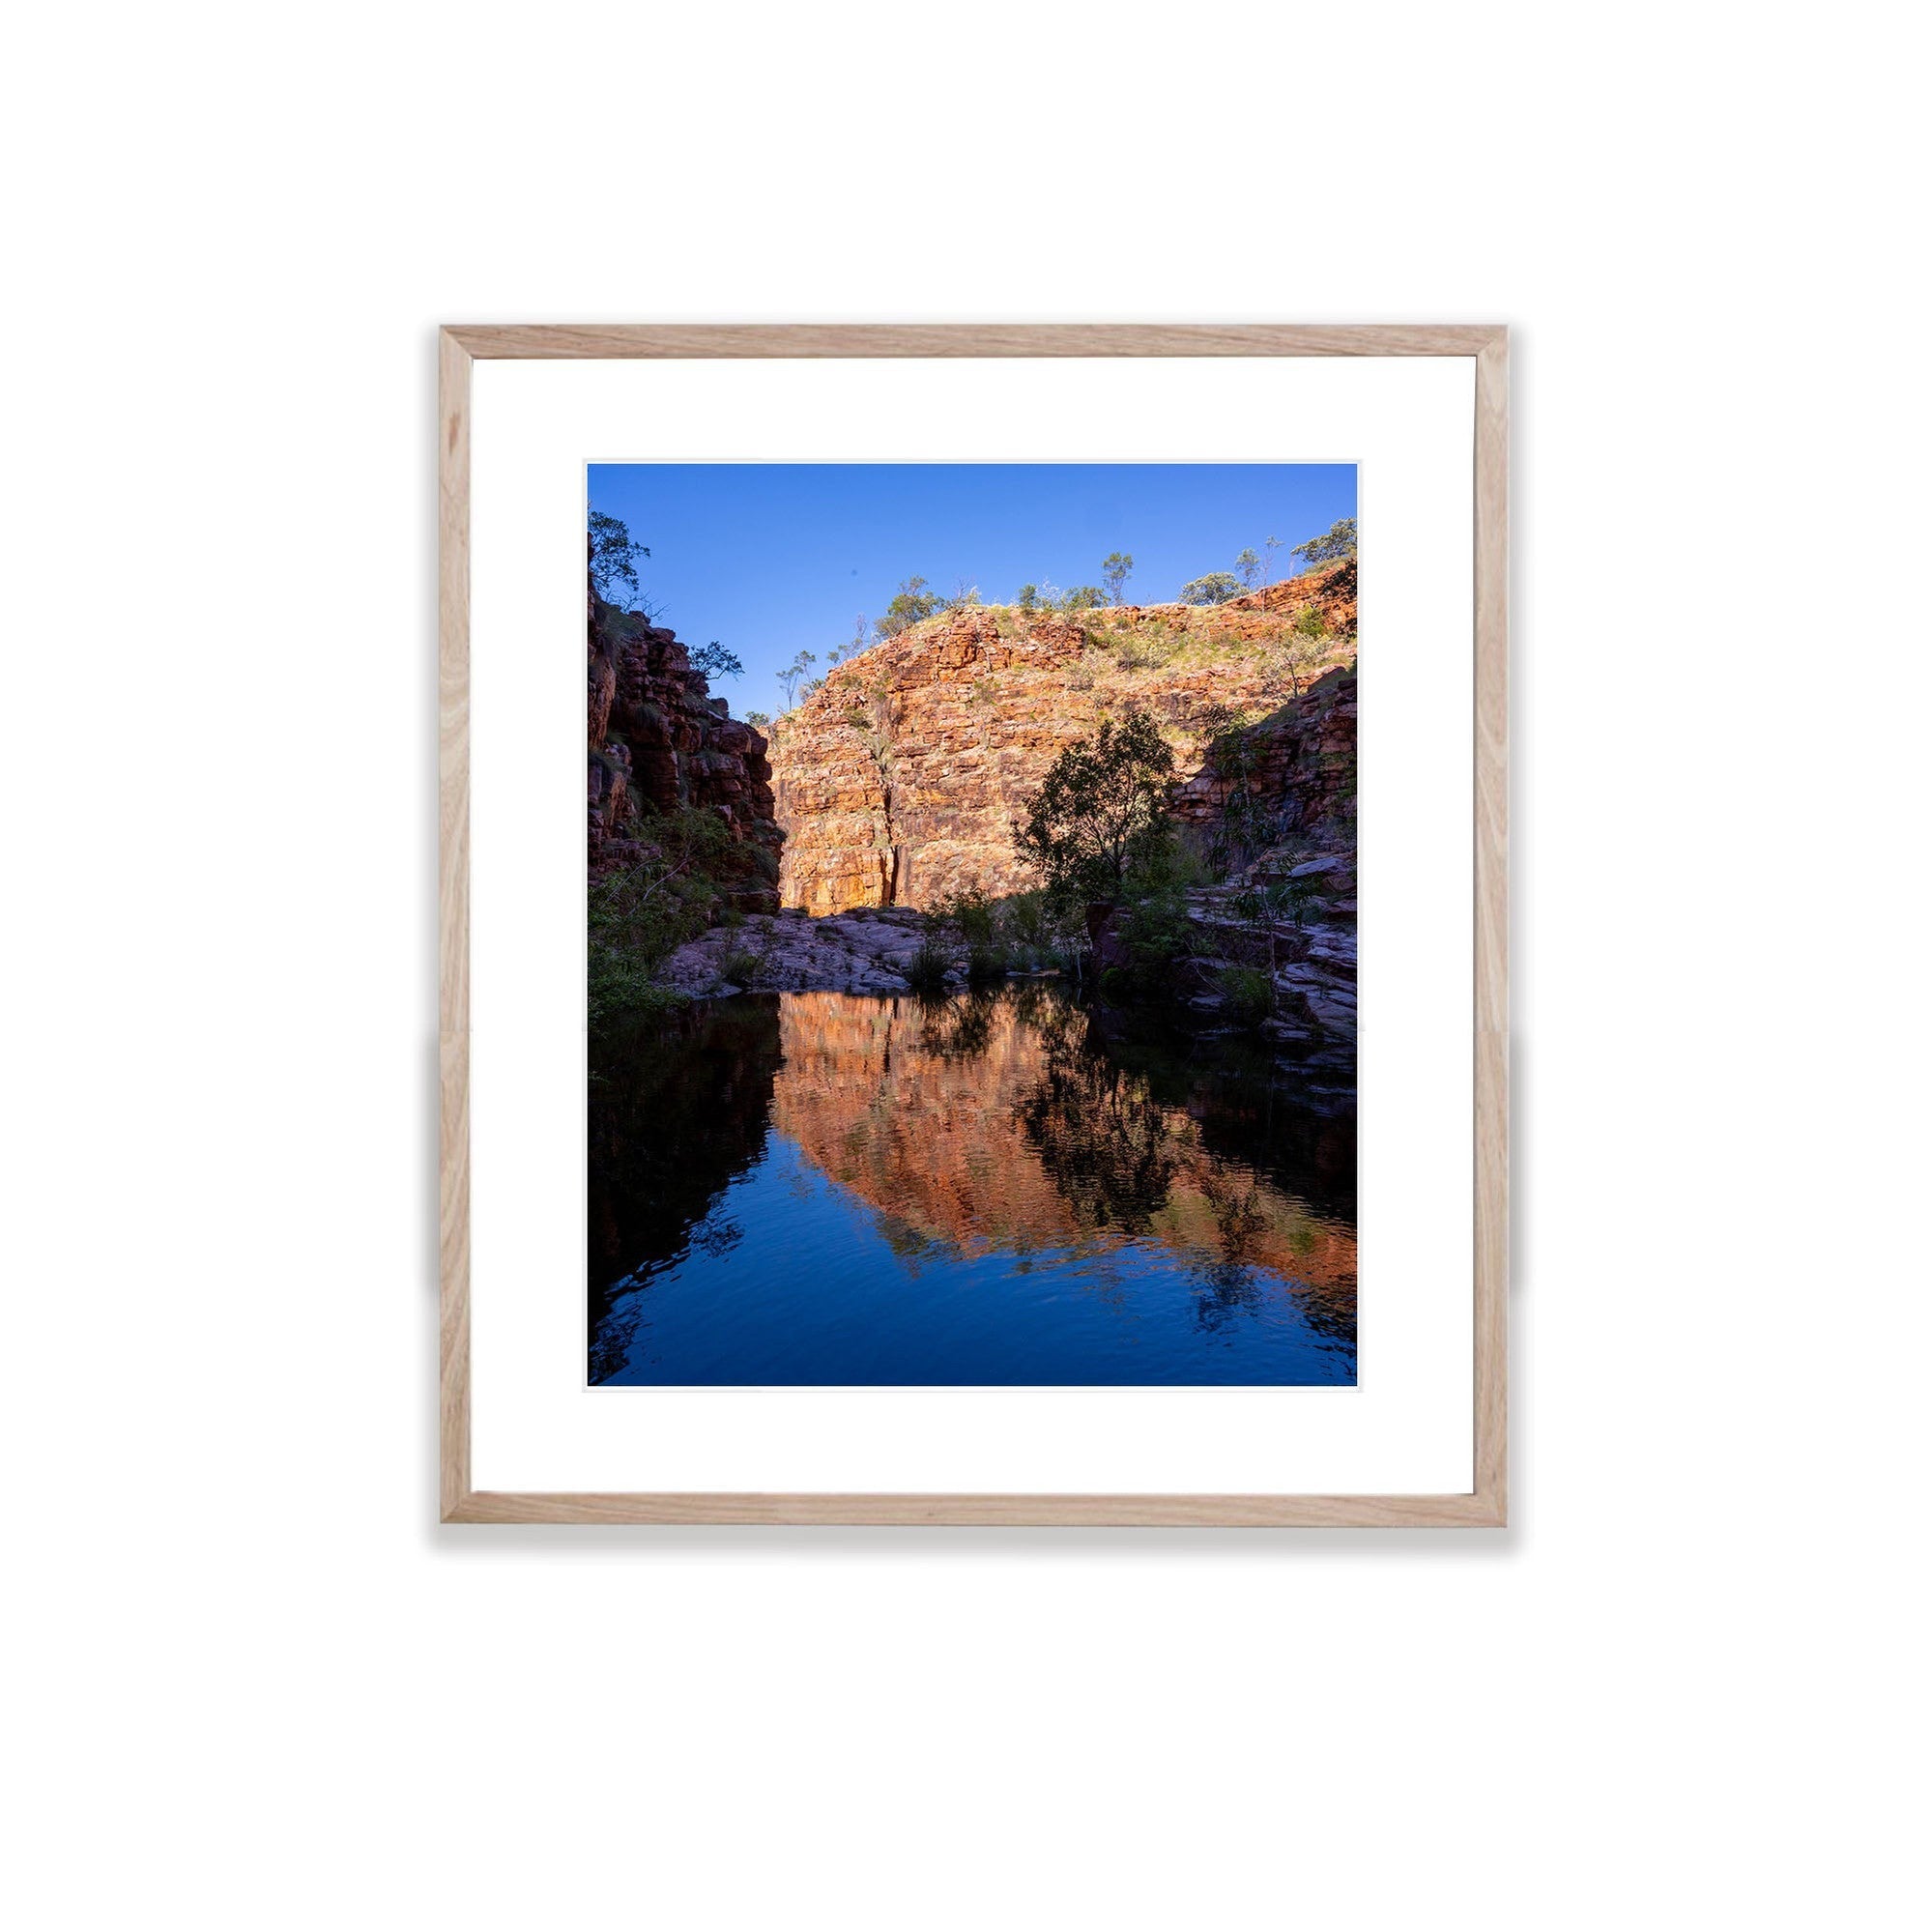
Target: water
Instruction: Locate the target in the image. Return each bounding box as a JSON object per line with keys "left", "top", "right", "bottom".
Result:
{"left": 589, "top": 984, "right": 1355, "bottom": 1385}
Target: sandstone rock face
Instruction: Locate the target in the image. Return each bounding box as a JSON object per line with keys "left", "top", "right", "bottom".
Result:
{"left": 1170, "top": 660, "right": 1358, "bottom": 859}
{"left": 588, "top": 591, "right": 783, "bottom": 903}
{"left": 770, "top": 562, "right": 1356, "bottom": 914}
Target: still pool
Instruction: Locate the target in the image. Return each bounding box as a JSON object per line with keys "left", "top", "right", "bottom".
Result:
{"left": 589, "top": 984, "right": 1355, "bottom": 1386}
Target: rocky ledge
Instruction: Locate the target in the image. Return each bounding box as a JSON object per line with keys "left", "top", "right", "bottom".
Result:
{"left": 655, "top": 882, "right": 1354, "bottom": 1084}
{"left": 655, "top": 907, "right": 962, "bottom": 998}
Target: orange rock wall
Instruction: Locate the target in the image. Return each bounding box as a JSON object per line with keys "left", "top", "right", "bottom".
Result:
{"left": 770, "top": 563, "right": 1356, "bottom": 913}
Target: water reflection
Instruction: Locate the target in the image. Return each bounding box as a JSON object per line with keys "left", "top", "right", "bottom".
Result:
{"left": 589, "top": 985, "right": 1355, "bottom": 1385}
{"left": 587, "top": 996, "right": 783, "bottom": 1383}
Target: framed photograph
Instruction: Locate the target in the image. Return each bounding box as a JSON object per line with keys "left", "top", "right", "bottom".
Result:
{"left": 440, "top": 325, "right": 1506, "bottom": 1525}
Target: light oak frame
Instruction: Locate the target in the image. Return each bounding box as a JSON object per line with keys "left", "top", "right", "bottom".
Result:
{"left": 439, "top": 324, "right": 1508, "bottom": 1527}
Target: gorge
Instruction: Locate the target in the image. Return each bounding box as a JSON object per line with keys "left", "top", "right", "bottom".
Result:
{"left": 585, "top": 524, "right": 1360, "bottom": 1386}
{"left": 589, "top": 560, "right": 1359, "bottom": 1066}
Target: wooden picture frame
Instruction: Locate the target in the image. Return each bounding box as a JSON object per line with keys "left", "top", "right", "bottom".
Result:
{"left": 440, "top": 325, "right": 1507, "bottom": 1526}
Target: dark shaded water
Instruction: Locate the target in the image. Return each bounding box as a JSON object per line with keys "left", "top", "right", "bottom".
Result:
{"left": 589, "top": 985, "right": 1355, "bottom": 1385}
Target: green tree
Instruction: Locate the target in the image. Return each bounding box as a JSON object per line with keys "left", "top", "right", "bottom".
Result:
{"left": 1058, "top": 585, "right": 1104, "bottom": 613}
{"left": 1278, "top": 632, "right": 1327, "bottom": 697}
{"left": 1102, "top": 552, "right": 1134, "bottom": 604}
{"left": 688, "top": 641, "right": 741, "bottom": 679}
{"left": 876, "top": 575, "right": 942, "bottom": 638}
{"left": 744, "top": 710, "right": 771, "bottom": 732}
{"left": 588, "top": 510, "right": 650, "bottom": 609}
{"left": 1015, "top": 712, "right": 1177, "bottom": 913}
{"left": 1235, "top": 547, "right": 1261, "bottom": 591}
{"left": 1014, "top": 584, "right": 1039, "bottom": 612}
{"left": 1179, "top": 571, "right": 1243, "bottom": 605}
{"left": 1290, "top": 518, "right": 1357, "bottom": 569}
{"left": 1263, "top": 534, "right": 1284, "bottom": 584}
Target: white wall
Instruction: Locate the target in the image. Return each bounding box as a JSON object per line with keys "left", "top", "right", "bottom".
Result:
{"left": 6, "top": 6, "right": 1923, "bottom": 1928}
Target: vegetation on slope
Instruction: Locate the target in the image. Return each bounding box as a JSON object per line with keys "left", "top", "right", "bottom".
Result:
{"left": 906, "top": 654, "right": 1358, "bottom": 1037}
{"left": 586, "top": 513, "right": 781, "bottom": 1029}
{"left": 589, "top": 807, "right": 782, "bottom": 1028}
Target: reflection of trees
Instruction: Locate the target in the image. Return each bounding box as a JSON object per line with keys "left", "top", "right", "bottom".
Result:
{"left": 587, "top": 996, "right": 783, "bottom": 1382}
{"left": 1185, "top": 1172, "right": 1272, "bottom": 1332}
{"left": 1015, "top": 1018, "right": 1182, "bottom": 1239}
{"left": 1187, "top": 1163, "right": 1354, "bottom": 1346}
{"left": 1086, "top": 1007, "right": 1356, "bottom": 1228}
{"left": 1014, "top": 1004, "right": 1356, "bottom": 1349}
{"left": 916, "top": 988, "right": 998, "bottom": 1062}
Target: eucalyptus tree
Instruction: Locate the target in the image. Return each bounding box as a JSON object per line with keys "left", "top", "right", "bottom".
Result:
{"left": 776, "top": 649, "right": 817, "bottom": 708}
{"left": 1015, "top": 712, "right": 1177, "bottom": 917}
{"left": 1290, "top": 518, "right": 1357, "bottom": 570}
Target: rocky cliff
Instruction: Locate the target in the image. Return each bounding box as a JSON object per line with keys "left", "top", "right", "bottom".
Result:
{"left": 588, "top": 591, "right": 784, "bottom": 902}
{"left": 769, "top": 562, "right": 1357, "bottom": 913}
{"left": 1171, "top": 660, "right": 1357, "bottom": 865}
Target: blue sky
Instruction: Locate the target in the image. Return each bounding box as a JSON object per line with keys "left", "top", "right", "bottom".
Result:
{"left": 587, "top": 463, "right": 1357, "bottom": 722}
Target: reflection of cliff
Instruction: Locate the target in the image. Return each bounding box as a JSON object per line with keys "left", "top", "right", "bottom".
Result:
{"left": 768, "top": 987, "right": 1354, "bottom": 1330}
{"left": 770, "top": 990, "right": 1093, "bottom": 1261}
{"left": 588, "top": 998, "right": 783, "bottom": 1380}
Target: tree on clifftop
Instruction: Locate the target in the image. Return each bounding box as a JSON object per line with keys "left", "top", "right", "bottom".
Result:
{"left": 689, "top": 641, "right": 742, "bottom": 679}
{"left": 776, "top": 649, "right": 817, "bottom": 708}
{"left": 1179, "top": 571, "right": 1243, "bottom": 606}
{"left": 1015, "top": 713, "right": 1177, "bottom": 915}
{"left": 875, "top": 576, "right": 942, "bottom": 639}
{"left": 589, "top": 510, "right": 650, "bottom": 610}
{"left": 1290, "top": 518, "right": 1357, "bottom": 570}
{"left": 1102, "top": 552, "right": 1134, "bottom": 604}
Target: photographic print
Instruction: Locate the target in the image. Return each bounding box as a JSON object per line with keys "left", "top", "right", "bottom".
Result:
{"left": 587, "top": 463, "right": 1359, "bottom": 1387}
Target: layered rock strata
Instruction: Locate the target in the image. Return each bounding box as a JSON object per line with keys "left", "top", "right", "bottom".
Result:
{"left": 587, "top": 591, "right": 783, "bottom": 903}
{"left": 769, "top": 562, "right": 1357, "bottom": 915}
